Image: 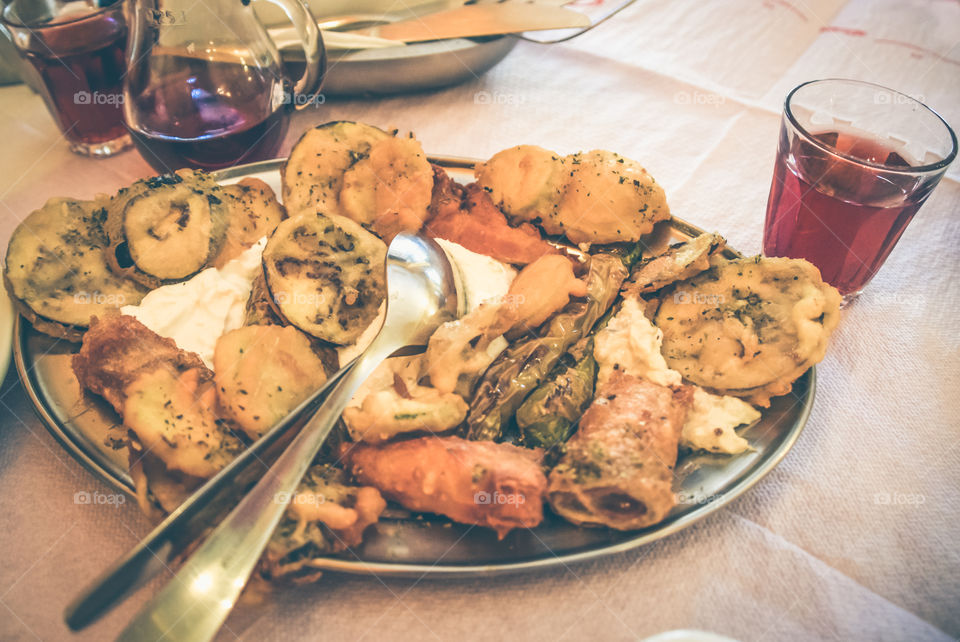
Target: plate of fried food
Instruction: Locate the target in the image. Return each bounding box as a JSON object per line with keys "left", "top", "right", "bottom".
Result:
{"left": 6, "top": 121, "right": 841, "bottom": 580}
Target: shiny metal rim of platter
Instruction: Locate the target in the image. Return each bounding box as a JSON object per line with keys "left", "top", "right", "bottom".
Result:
{"left": 15, "top": 156, "right": 815, "bottom": 578}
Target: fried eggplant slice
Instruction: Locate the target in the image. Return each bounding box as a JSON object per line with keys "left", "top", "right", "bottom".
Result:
{"left": 623, "top": 233, "right": 726, "bottom": 295}
{"left": 476, "top": 146, "right": 670, "bottom": 245}
{"left": 105, "top": 170, "right": 229, "bottom": 287}
{"left": 213, "top": 324, "right": 328, "bottom": 440}
{"left": 122, "top": 365, "right": 246, "bottom": 479}
{"left": 4, "top": 197, "right": 147, "bottom": 340}
{"left": 262, "top": 211, "right": 387, "bottom": 345}
{"left": 342, "top": 436, "right": 547, "bottom": 539}
{"left": 212, "top": 177, "right": 286, "bottom": 268}
{"left": 425, "top": 182, "right": 560, "bottom": 265}
{"left": 547, "top": 373, "right": 693, "bottom": 530}
{"left": 281, "top": 120, "right": 391, "bottom": 217}
{"left": 73, "top": 314, "right": 206, "bottom": 414}
{"left": 339, "top": 135, "right": 434, "bottom": 241}
{"left": 656, "top": 256, "right": 841, "bottom": 406}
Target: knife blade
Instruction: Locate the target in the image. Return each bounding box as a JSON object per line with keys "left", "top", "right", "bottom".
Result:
{"left": 353, "top": 4, "right": 590, "bottom": 43}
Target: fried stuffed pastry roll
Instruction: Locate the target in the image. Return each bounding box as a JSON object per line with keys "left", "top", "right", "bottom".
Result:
{"left": 547, "top": 372, "right": 693, "bottom": 530}
{"left": 341, "top": 436, "right": 547, "bottom": 538}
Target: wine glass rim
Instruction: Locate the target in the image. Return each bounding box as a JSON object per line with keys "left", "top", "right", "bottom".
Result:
{"left": 784, "top": 78, "right": 958, "bottom": 175}
{"left": 1, "top": 1, "right": 121, "bottom": 30}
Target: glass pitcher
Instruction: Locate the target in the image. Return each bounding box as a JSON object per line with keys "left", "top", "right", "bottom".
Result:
{"left": 124, "top": 0, "right": 324, "bottom": 172}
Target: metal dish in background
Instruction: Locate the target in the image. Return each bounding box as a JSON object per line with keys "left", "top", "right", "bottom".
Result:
{"left": 282, "top": 35, "right": 519, "bottom": 97}
{"left": 15, "top": 157, "right": 815, "bottom": 577}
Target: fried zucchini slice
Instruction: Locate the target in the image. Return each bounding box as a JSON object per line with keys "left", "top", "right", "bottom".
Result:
{"left": 339, "top": 135, "right": 434, "bottom": 241}
{"left": 105, "top": 169, "right": 229, "bottom": 287}
{"left": 212, "top": 177, "right": 286, "bottom": 268}
{"left": 262, "top": 212, "right": 387, "bottom": 345}
{"left": 656, "top": 256, "right": 841, "bottom": 406}
{"left": 213, "top": 325, "right": 328, "bottom": 440}
{"left": 281, "top": 120, "right": 391, "bottom": 217}
{"left": 122, "top": 366, "right": 246, "bottom": 479}
{"left": 3, "top": 197, "right": 147, "bottom": 340}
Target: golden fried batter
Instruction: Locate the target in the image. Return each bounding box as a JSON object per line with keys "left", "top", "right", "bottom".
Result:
{"left": 122, "top": 365, "right": 245, "bottom": 479}
{"left": 339, "top": 136, "right": 434, "bottom": 242}
{"left": 342, "top": 436, "right": 547, "bottom": 539}
{"left": 656, "top": 256, "right": 841, "bottom": 406}
{"left": 212, "top": 177, "right": 286, "bottom": 268}
{"left": 213, "top": 324, "right": 328, "bottom": 439}
{"left": 476, "top": 146, "right": 670, "bottom": 245}
{"left": 72, "top": 314, "right": 206, "bottom": 414}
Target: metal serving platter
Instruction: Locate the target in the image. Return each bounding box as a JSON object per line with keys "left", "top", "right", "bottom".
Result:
{"left": 14, "top": 157, "right": 814, "bottom": 578}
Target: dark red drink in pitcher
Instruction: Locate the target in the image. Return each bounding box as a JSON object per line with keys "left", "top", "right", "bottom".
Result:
{"left": 762, "top": 80, "right": 956, "bottom": 302}
{"left": 123, "top": 0, "right": 324, "bottom": 172}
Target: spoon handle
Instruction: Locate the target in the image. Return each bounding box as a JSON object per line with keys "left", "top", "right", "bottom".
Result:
{"left": 116, "top": 347, "right": 392, "bottom": 642}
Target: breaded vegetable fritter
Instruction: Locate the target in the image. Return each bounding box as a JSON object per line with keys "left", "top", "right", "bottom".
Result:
{"left": 656, "top": 256, "right": 841, "bottom": 406}
{"left": 214, "top": 324, "right": 328, "bottom": 440}
{"left": 476, "top": 146, "right": 670, "bottom": 245}
{"left": 212, "top": 177, "right": 286, "bottom": 268}
{"left": 105, "top": 169, "right": 229, "bottom": 287}
{"left": 4, "top": 197, "right": 147, "bottom": 340}
{"left": 262, "top": 212, "right": 386, "bottom": 345}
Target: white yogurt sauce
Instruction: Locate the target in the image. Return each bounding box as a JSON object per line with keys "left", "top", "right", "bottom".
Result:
{"left": 337, "top": 240, "right": 517, "bottom": 368}
{"left": 593, "top": 296, "right": 759, "bottom": 454}
{"left": 120, "top": 238, "right": 267, "bottom": 367}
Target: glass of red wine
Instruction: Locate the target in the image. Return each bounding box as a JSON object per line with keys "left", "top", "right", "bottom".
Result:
{"left": 763, "top": 79, "right": 956, "bottom": 304}
{"left": 0, "top": 0, "right": 132, "bottom": 157}
{"left": 123, "top": 0, "right": 325, "bottom": 173}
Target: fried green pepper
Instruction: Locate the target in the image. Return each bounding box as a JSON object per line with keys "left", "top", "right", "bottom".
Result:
{"left": 463, "top": 252, "right": 629, "bottom": 441}
{"left": 516, "top": 336, "right": 596, "bottom": 449}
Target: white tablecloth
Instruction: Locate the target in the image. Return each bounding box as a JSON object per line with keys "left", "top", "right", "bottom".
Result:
{"left": 0, "top": 0, "right": 957, "bottom": 640}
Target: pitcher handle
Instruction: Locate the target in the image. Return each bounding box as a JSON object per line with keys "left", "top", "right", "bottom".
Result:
{"left": 258, "top": 0, "right": 324, "bottom": 110}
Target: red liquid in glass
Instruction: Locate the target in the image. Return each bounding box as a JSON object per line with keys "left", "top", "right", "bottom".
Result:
{"left": 19, "top": 10, "right": 128, "bottom": 145}
{"left": 129, "top": 55, "right": 289, "bottom": 172}
{"left": 763, "top": 131, "right": 921, "bottom": 295}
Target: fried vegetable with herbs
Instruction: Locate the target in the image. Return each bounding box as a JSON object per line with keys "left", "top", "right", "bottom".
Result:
{"left": 105, "top": 169, "right": 229, "bottom": 287}
{"left": 622, "top": 232, "right": 726, "bottom": 296}
{"left": 476, "top": 146, "right": 670, "bottom": 245}
{"left": 211, "top": 177, "right": 286, "bottom": 268}
{"left": 656, "top": 255, "right": 841, "bottom": 406}
{"left": 516, "top": 336, "right": 596, "bottom": 450}
{"left": 213, "top": 324, "right": 328, "bottom": 440}
{"left": 262, "top": 211, "right": 386, "bottom": 345}
{"left": 463, "top": 252, "right": 628, "bottom": 441}
{"left": 4, "top": 197, "right": 147, "bottom": 340}
{"left": 281, "top": 120, "right": 391, "bottom": 218}
{"left": 547, "top": 373, "right": 693, "bottom": 530}
{"left": 261, "top": 464, "right": 386, "bottom": 583}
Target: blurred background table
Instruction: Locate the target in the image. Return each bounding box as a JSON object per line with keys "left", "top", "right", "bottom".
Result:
{"left": 0, "top": 0, "right": 958, "bottom": 640}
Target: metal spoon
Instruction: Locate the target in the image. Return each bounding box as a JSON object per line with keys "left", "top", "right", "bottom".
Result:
{"left": 116, "top": 234, "right": 462, "bottom": 642}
